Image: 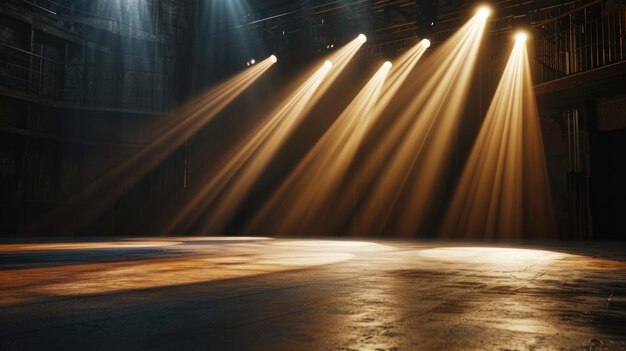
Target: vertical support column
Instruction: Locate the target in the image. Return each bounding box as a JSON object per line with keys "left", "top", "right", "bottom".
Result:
{"left": 28, "top": 27, "right": 34, "bottom": 94}
{"left": 60, "top": 41, "right": 68, "bottom": 100}
{"left": 565, "top": 106, "right": 591, "bottom": 239}
{"left": 153, "top": 0, "right": 160, "bottom": 112}
{"left": 81, "top": 39, "right": 88, "bottom": 104}
{"left": 38, "top": 43, "right": 44, "bottom": 96}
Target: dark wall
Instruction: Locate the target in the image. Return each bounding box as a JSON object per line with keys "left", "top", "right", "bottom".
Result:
{"left": 590, "top": 127, "right": 626, "bottom": 239}
{"left": 0, "top": 0, "right": 197, "bottom": 235}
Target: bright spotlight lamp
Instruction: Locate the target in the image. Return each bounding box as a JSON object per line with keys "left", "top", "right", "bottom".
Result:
{"left": 250, "top": 59, "right": 256, "bottom": 64}
{"left": 477, "top": 6, "right": 491, "bottom": 19}
{"left": 515, "top": 32, "right": 527, "bottom": 42}
{"left": 323, "top": 60, "right": 333, "bottom": 69}
{"left": 421, "top": 39, "right": 431, "bottom": 48}
{"left": 270, "top": 55, "right": 278, "bottom": 63}
{"left": 383, "top": 61, "right": 392, "bottom": 69}
{"left": 357, "top": 34, "right": 367, "bottom": 43}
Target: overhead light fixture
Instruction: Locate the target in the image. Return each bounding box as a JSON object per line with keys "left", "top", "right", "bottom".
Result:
{"left": 270, "top": 55, "right": 278, "bottom": 63}
{"left": 357, "top": 34, "right": 367, "bottom": 43}
{"left": 477, "top": 6, "right": 491, "bottom": 19}
{"left": 421, "top": 39, "right": 431, "bottom": 48}
{"left": 250, "top": 59, "right": 256, "bottom": 64}
{"left": 515, "top": 32, "right": 527, "bottom": 42}
{"left": 415, "top": 0, "right": 438, "bottom": 37}
{"left": 323, "top": 60, "right": 333, "bottom": 69}
{"left": 383, "top": 61, "right": 392, "bottom": 69}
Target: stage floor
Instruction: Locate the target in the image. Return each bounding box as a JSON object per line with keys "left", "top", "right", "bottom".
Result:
{"left": 1, "top": 237, "right": 626, "bottom": 350}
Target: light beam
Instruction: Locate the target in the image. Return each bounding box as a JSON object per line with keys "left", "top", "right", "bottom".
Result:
{"left": 164, "top": 40, "right": 366, "bottom": 234}
{"left": 351, "top": 11, "right": 489, "bottom": 236}
{"left": 246, "top": 61, "right": 392, "bottom": 235}
{"left": 29, "top": 56, "right": 276, "bottom": 234}
{"left": 163, "top": 37, "right": 365, "bottom": 234}
{"left": 477, "top": 6, "right": 491, "bottom": 19}
{"left": 441, "top": 37, "right": 556, "bottom": 239}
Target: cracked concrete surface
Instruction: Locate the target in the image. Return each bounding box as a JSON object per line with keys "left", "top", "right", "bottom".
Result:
{"left": 1, "top": 237, "right": 625, "bottom": 350}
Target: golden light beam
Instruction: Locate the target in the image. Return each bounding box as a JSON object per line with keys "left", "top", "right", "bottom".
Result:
{"left": 165, "top": 37, "right": 366, "bottom": 234}
{"left": 520, "top": 42, "right": 556, "bottom": 238}
{"left": 299, "top": 40, "right": 430, "bottom": 235}
{"left": 28, "top": 57, "right": 275, "bottom": 234}
{"left": 373, "top": 41, "right": 429, "bottom": 120}
{"left": 393, "top": 17, "right": 488, "bottom": 235}
{"left": 442, "top": 37, "right": 556, "bottom": 239}
{"left": 246, "top": 61, "right": 392, "bottom": 235}
{"left": 351, "top": 13, "right": 489, "bottom": 236}
{"left": 333, "top": 41, "right": 430, "bottom": 220}
{"left": 164, "top": 63, "right": 332, "bottom": 233}
{"left": 307, "top": 36, "right": 367, "bottom": 108}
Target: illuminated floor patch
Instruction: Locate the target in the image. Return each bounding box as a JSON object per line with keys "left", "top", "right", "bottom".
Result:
{"left": 0, "top": 238, "right": 625, "bottom": 350}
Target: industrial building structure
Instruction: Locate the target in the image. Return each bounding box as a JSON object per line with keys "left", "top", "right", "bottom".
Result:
{"left": 1, "top": 1, "right": 626, "bottom": 350}
{"left": 1, "top": 0, "right": 625, "bottom": 238}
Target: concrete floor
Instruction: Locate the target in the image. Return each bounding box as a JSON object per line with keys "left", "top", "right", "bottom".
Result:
{"left": 1, "top": 238, "right": 626, "bottom": 350}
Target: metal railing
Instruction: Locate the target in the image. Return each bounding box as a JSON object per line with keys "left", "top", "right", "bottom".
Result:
{"left": 534, "top": 0, "right": 626, "bottom": 83}
{"left": 21, "top": 0, "right": 161, "bottom": 35}
{"left": 19, "top": 0, "right": 58, "bottom": 14}
{"left": 0, "top": 41, "right": 159, "bottom": 111}
{"left": 0, "top": 42, "right": 64, "bottom": 99}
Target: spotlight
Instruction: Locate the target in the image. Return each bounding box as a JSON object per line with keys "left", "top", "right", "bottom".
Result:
{"left": 421, "top": 39, "right": 431, "bottom": 48}
{"left": 515, "top": 32, "right": 527, "bottom": 42}
{"left": 250, "top": 59, "right": 256, "bottom": 64}
{"left": 357, "top": 34, "right": 367, "bottom": 43}
{"left": 246, "top": 61, "right": 250, "bottom": 67}
{"left": 415, "top": 0, "right": 438, "bottom": 37}
{"left": 383, "top": 61, "right": 392, "bottom": 69}
{"left": 270, "top": 55, "right": 277, "bottom": 63}
{"left": 477, "top": 6, "right": 491, "bottom": 19}
{"left": 323, "top": 60, "right": 333, "bottom": 69}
